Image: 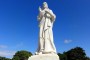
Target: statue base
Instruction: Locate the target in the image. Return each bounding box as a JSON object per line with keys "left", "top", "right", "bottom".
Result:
{"left": 28, "top": 54, "right": 59, "bottom": 60}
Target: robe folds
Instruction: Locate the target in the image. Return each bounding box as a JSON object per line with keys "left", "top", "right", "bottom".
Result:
{"left": 37, "top": 9, "right": 56, "bottom": 54}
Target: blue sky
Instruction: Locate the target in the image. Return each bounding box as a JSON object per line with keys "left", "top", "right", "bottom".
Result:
{"left": 0, "top": 0, "right": 90, "bottom": 58}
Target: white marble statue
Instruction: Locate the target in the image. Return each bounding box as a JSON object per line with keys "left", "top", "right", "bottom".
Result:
{"left": 28, "top": 2, "right": 59, "bottom": 60}
{"left": 36, "top": 2, "right": 57, "bottom": 54}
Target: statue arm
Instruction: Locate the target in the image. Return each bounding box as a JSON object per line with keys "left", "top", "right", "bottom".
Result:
{"left": 51, "top": 11, "right": 56, "bottom": 22}
{"left": 37, "top": 7, "right": 43, "bottom": 21}
{"left": 37, "top": 13, "right": 42, "bottom": 21}
{"left": 45, "top": 9, "right": 56, "bottom": 22}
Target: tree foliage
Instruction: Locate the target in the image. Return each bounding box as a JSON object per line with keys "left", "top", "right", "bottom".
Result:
{"left": 58, "top": 47, "right": 90, "bottom": 60}
{"left": 0, "top": 56, "right": 11, "bottom": 60}
{"left": 12, "top": 50, "right": 32, "bottom": 60}
{"left": 64, "top": 47, "right": 88, "bottom": 60}
{"left": 58, "top": 53, "right": 67, "bottom": 60}
{"left": 85, "top": 57, "right": 90, "bottom": 60}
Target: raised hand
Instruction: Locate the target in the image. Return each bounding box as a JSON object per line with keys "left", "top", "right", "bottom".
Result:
{"left": 39, "top": 6, "right": 42, "bottom": 12}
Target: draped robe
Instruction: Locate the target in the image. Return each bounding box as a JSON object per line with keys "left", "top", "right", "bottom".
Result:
{"left": 37, "top": 8, "right": 56, "bottom": 54}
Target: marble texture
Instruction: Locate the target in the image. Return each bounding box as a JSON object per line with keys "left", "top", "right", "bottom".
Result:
{"left": 28, "top": 2, "right": 59, "bottom": 60}
{"left": 28, "top": 54, "right": 59, "bottom": 60}
{"left": 36, "top": 2, "right": 56, "bottom": 55}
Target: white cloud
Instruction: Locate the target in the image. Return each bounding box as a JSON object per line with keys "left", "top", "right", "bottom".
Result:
{"left": 0, "top": 50, "right": 16, "bottom": 58}
{"left": 64, "top": 40, "right": 72, "bottom": 44}
{"left": 0, "top": 45, "right": 8, "bottom": 48}
{"left": 0, "top": 42, "right": 24, "bottom": 58}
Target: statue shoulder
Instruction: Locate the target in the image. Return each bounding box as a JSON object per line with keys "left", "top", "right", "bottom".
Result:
{"left": 48, "top": 9, "right": 52, "bottom": 12}
{"left": 49, "top": 9, "right": 54, "bottom": 14}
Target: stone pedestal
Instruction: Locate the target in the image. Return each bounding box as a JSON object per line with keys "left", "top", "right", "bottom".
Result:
{"left": 28, "top": 54, "right": 59, "bottom": 60}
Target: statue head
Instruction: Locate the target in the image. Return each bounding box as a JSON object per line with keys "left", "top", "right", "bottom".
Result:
{"left": 43, "top": 2, "right": 48, "bottom": 9}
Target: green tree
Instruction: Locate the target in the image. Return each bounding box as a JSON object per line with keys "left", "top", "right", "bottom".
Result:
{"left": 64, "top": 47, "right": 86, "bottom": 60}
{"left": 12, "top": 50, "right": 32, "bottom": 60}
{"left": 85, "top": 57, "right": 90, "bottom": 60}
{"left": 0, "top": 56, "right": 11, "bottom": 60}
{"left": 58, "top": 53, "right": 67, "bottom": 60}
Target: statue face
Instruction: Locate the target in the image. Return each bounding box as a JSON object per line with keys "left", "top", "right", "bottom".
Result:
{"left": 43, "top": 2, "right": 48, "bottom": 9}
